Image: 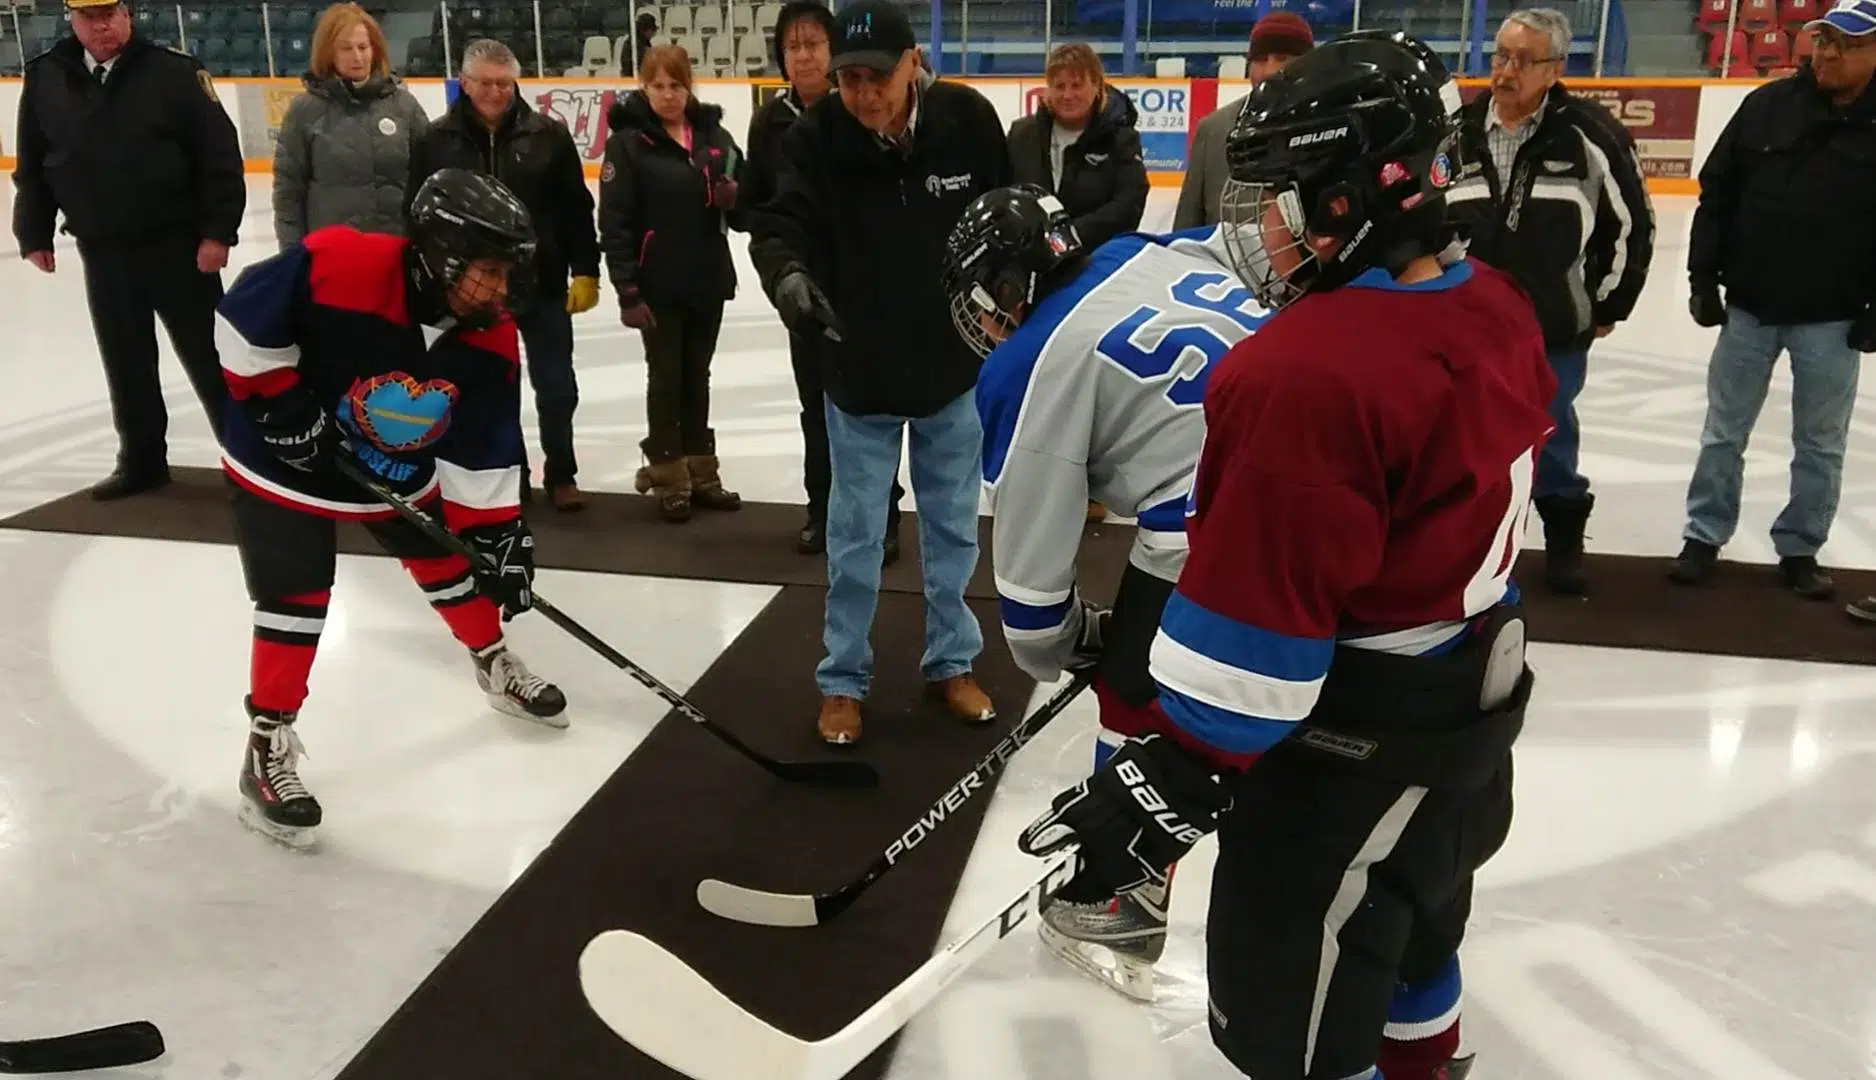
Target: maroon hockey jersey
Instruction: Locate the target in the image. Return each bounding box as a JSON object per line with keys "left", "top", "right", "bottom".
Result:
{"left": 1143, "top": 257, "right": 1559, "bottom": 771}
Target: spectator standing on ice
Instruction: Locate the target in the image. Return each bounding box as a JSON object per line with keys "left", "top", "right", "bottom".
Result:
{"left": 12, "top": 0, "right": 244, "bottom": 500}
{"left": 1174, "top": 11, "right": 1313, "bottom": 230}
{"left": 1446, "top": 8, "right": 1655, "bottom": 596}
{"left": 1676, "top": 0, "right": 1876, "bottom": 602}
{"left": 272, "top": 3, "right": 430, "bottom": 248}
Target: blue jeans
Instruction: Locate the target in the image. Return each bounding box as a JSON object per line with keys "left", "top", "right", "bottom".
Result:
{"left": 1683, "top": 307, "right": 1858, "bottom": 559}
{"left": 818, "top": 389, "right": 984, "bottom": 700}
{"left": 514, "top": 297, "right": 579, "bottom": 485}
{"left": 1536, "top": 346, "right": 1590, "bottom": 500}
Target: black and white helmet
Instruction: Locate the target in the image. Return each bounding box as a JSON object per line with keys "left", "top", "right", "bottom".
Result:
{"left": 407, "top": 167, "right": 538, "bottom": 328}
{"left": 1219, "top": 30, "right": 1464, "bottom": 311}
{"left": 941, "top": 183, "right": 1083, "bottom": 359}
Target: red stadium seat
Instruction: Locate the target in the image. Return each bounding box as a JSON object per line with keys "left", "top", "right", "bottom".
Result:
{"left": 1739, "top": 0, "right": 1779, "bottom": 31}
{"left": 1781, "top": 0, "right": 1819, "bottom": 27}
{"left": 1748, "top": 27, "right": 1791, "bottom": 67}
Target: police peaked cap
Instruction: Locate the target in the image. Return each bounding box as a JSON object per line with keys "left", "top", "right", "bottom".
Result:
{"left": 771, "top": 0, "right": 837, "bottom": 77}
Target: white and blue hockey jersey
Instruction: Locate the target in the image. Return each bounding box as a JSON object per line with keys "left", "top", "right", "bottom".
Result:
{"left": 978, "top": 226, "right": 1273, "bottom": 682}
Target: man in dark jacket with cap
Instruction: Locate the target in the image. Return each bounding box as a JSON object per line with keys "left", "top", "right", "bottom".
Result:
{"left": 747, "top": 0, "right": 1011, "bottom": 746}
{"left": 745, "top": 0, "right": 905, "bottom": 557}
{"left": 13, "top": 0, "right": 244, "bottom": 500}
{"left": 1174, "top": 11, "right": 1313, "bottom": 229}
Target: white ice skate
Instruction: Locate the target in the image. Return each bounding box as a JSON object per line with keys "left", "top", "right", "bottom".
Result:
{"left": 474, "top": 643, "right": 569, "bottom": 728}
{"left": 1036, "top": 878, "right": 1170, "bottom": 1003}
{"left": 238, "top": 703, "right": 321, "bottom": 850}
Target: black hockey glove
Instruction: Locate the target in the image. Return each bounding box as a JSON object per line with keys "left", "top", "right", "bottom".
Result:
{"left": 1017, "top": 734, "right": 1230, "bottom": 896}
{"left": 462, "top": 518, "right": 536, "bottom": 620}
{"left": 1064, "top": 602, "right": 1111, "bottom": 673}
{"left": 248, "top": 388, "right": 339, "bottom": 473}
{"left": 1850, "top": 308, "right": 1876, "bottom": 354}
{"left": 1689, "top": 282, "right": 1726, "bottom": 329}
{"left": 772, "top": 269, "right": 847, "bottom": 344}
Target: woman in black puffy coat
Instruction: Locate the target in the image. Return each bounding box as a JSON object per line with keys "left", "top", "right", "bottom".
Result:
{"left": 598, "top": 44, "right": 746, "bottom": 524}
{"left": 1005, "top": 43, "right": 1149, "bottom": 254}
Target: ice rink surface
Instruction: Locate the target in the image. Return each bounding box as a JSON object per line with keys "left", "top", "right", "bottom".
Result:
{"left": 1, "top": 182, "right": 1873, "bottom": 1078}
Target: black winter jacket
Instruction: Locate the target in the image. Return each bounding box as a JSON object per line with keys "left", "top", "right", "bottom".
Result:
{"left": 12, "top": 36, "right": 245, "bottom": 251}
{"left": 743, "top": 87, "right": 815, "bottom": 224}
{"left": 597, "top": 92, "right": 744, "bottom": 309}
{"left": 407, "top": 93, "right": 600, "bottom": 304}
{"left": 1006, "top": 90, "right": 1148, "bottom": 252}
{"left": 747, "top": 76, "right": 1013, "bottom": 418}
{"left": 1690, "top": 68, "right": 1876, "bottom": 326}
{"left": 1447, "top": 84, "right": 1655, "bottom": 350}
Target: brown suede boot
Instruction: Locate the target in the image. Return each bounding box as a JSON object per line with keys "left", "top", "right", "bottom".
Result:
{"left": 818, "top": 696, "right": 862, "bottom": 745}
{"left": 633, "top": 460, "right": 692, "bottom": 523}
{"left": 549, "top": 484, "right": 586, "bottom": 512}
{"left": 686, "top": 454, "right": 742, "bottom": 512}
{"left": 929, "top": 673, "right": 995, "bottom": 724}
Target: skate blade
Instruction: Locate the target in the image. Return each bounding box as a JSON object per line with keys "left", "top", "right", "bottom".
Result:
{"left": 489, "top": 692, "right": 570, "bottom": 729}
{"left": 1037, "top": 920, "right": 1159, "bottom": 1003}
{"left": 238, "top": 801, "right": 318, "bottom": 851}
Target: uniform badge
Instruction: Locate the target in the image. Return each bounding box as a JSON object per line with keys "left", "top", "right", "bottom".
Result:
{"left": 601, "top": 161, "right": 616, "bottom": 183}
{"left": 1429, "top": 153, "right": 1453, "bottom": 189}
{"left": 196, "top": 69, "right": 219, "bottom": 103}
{"left": 338, "top": 372, "right": 460, "bottom": 453}
{"left": 379, "top": 117, "right": 398, "bottom": 136}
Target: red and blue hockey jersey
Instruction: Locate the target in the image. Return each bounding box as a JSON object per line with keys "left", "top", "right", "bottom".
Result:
{"left": 214, "top": 227, "right": 525, "bottom": 529}
{"left": 1144, "top": 258, "right": 1559, "bottom": 771}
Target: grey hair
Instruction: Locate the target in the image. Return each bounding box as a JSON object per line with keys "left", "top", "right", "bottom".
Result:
{"left": 461, "top": 38, "right": 522, "bottom": 76}
{"left": 1500, "top": 8, "right": 1571, "bottom": 61}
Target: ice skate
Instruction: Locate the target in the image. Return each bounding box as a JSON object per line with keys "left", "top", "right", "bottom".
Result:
{"left": 474, "top": 642, "right": 569, "bottom": 728}
{"left": 1036, "top": 869, "right": 1170, "bottom": 1003}
{"left": 238, "top": 699, "right": 321, "bottom": 850}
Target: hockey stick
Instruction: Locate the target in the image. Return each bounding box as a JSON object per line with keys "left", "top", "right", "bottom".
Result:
{"left": 332, "top": 454, "right": 879, "bottom": 790}
{"left": 0, "top": 1021, "right": 165, "bottom": 1074}
{"left": 697, "top": 671, "right": 1093, "bottom": 927}
{"left": 581, "top": 852, "right": 1079, "bottom": 1080}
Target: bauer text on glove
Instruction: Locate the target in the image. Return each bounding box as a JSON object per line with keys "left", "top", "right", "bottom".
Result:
{"left": 249, "top": 388, "right": 340, "bottom": 473}
{"left": 1017, "top": 733, "right": 1229, "bottom": 896}
{"left": 463, "top": 519, "right": 536, "bottom": 620}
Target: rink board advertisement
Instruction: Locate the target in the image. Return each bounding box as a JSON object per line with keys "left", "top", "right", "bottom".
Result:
{"left": 0, "top": 75, "right": 1748, "bottom": 191}
{"left": 1456, "top": 83, "right": 1701, "bottom": 180}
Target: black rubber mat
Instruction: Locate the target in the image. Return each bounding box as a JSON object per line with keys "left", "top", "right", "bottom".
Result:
{"left": 333, "top": 585, "right": 1041, "bottom": 1079}
{"left": 5, "top": 465, "right": 1874, "bottom": 665}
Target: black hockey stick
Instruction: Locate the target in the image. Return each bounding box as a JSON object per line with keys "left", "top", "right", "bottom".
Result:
{"left": 0, "top": 1021, "right": 165, "bottom": 1074}
{"left": 696, "top": 670, "right": 1095, "bottom": 926}
{"left": 332, "top": 454, "right": 879, "bottom": 790}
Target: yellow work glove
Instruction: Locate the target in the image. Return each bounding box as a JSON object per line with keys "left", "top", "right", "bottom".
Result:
{"left": 566, "top": 276, "right": 601, "bottom": 314}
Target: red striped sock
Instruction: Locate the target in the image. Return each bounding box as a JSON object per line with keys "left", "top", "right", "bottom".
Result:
{"left": 401, "top": 554, "right": 501, "bottom": 651}
{"left": 250, "top": 590, "right": 330, "bottom": 714}
{"left": 1378, "top": 1017, "right": 1461, "bottom": 1080}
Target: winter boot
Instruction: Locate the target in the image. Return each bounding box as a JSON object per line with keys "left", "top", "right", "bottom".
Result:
{"left": 1779, "top": 555, "right": 1834, "bottom": 600}
{"left": 1668, "top": 538, "right": 1719, "bottom": 585}
{"left": 474, "top": 642, "right": 569, "bottom": 727}
{"left": 1037, "top": 866, "right": 1172, "bottom": 1002}
{"left": 1533, "top": 493, "right": 1592, "bottom": 595}
{"left": 686, "top": 453, "right": 742, "bottom": 512}
{"left": 238, "top": 697, "right": 322, "bottom": 849}
{"left": 633, "top": 458, "right": 692, "bottom": 523}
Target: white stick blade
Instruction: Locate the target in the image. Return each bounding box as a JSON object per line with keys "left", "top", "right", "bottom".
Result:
{"left": 696, "top": 878, "right": 823, "bottom": 927}
{"left": 579, "top": 930, "right": 813, "bottom": 1080}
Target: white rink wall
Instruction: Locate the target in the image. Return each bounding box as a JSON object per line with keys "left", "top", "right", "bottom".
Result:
{"left": 0, "top": 74, "right": 1768, "bottom": 192}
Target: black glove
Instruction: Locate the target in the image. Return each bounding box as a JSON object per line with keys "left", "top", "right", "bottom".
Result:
{"left": 462, "top": 518, "right": 536, "bottom": 620}
{"left": 1065, "top": 602, "right": 1111, "bottom": 672}
{"left": 773, "top": 269, "right": 846, "bottom": 343}
{"left": 1850, "top": 309, "right": 1876, "bottom": 354}
{"left": 1689, "top": 282, "right": 1726, "bottom": 329}
{"left": 1017, "top": 733, "right": 1230, "bottom": 896}
{"left": 249, "top": 388, "right": 339, "bottom": 473}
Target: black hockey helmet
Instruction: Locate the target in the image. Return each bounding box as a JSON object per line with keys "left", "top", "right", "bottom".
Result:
{"left": 1219, "top": 29, "right": 1464, "bottom": 310}
{"left": 407, "top": 167, "right": 538, "bottom": 329}
{"left": 942, "top": 183, "right": 1083, "bottom": 359}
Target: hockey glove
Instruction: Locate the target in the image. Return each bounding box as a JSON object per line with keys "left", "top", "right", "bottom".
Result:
{"left": 1064, "top": 602, "right": 1112, "bottom": 673}
{"left": 463, "top": 518, "right": 536, "bottom": 620}
{"left": 1017, "top": 733, "right": 1229, "bottom": 896}
{"left": 773, "top": 269, "right": 847, "bottom": 344}
{"left": 248, "top": 388, "right": 339, "bottom": 473}
{"left": 1689, "top": 283, "right": 1726, "bottom": 329}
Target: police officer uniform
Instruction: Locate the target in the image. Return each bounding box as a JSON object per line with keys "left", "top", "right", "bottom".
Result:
{"left": 10, "top": 0, "right": 245, "bottom": 500}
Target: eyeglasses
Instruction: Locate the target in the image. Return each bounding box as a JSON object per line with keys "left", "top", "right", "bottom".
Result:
{"left": 1809, "top": 28, "right": 1876, "bottom": 53}
{"left": 1490, "top": 51, "right": 1561, "bottom": 70}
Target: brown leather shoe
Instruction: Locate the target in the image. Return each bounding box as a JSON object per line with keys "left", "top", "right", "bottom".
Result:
{"left": 549, "top": 484, "right": 586, "bottom": 512}
{"left": 818, "top": 695, "right": 862, "bottom": 744}
{"left": 1087, "top": 500, "right": 1106, "bottom": 522}
{"left": 929, "top": 673, "right": 995, "bottom": 724}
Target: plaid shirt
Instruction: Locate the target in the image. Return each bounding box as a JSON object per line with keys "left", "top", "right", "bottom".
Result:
{"left": 1486, "top": 98, "right": 1546, "bottom": 187}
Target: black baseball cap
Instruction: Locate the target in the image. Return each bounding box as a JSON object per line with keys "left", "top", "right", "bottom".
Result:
{"left": 830, "top": 0, "right": 917, "bottom": 73}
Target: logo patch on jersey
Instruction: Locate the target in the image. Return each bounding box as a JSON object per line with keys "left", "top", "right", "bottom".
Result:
{"left": 1429, "top": 153, "right": 1453, "bottom": 189}
{"left": 339, "top": 372, "right": 459, "bottom": 454}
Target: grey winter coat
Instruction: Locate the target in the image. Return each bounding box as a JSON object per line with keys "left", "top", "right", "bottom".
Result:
{"left": 271, "top": 72, "right": 432, "bottom": 247}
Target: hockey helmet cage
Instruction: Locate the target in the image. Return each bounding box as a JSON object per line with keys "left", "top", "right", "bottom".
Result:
{"left": 1218, "top": 29, "right": 1463, "bottom": 311}
{"left": 407, "top": 167, "right": 538, "bottom": 329}
{"left": 942, "top": 183, "right": 1083, "bottom": 360}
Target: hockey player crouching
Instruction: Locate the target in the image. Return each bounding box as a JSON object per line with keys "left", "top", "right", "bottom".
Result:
{"left": 215, "top": 168, "right": 568, "bottom": 849}
{"left": 1014, "top": 33, "right": 1558, "bottom": 1080}
{"left": 943, "top": 185, "right": 1270, "bottom": 1000}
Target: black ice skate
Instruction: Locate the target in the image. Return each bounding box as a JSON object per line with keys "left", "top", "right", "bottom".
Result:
{"left": 474, "top": 643, "right": 569, "bottom": 728}
{"left": 238, "top": 698, "right": 321, "bottom": 850}
{"left": 1037, "top": 868, "right": 1171, "bottom": 1003}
